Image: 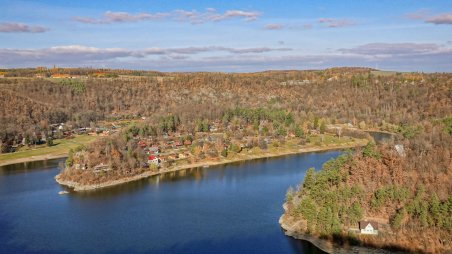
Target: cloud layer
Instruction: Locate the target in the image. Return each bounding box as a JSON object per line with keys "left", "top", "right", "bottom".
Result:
{"left": 339, "top": 43, "right": 442, "bottom": 56}
{"left": 74, "top": 9, "right": 261, "bottom": 25}
{"left": 1, "top": 43, "right": 450, "bottom": 72}
{"left": 0, "top": 22, "right": 48, "bottom": 33}
{"left": 0, "top": 45, "right": 292, "bottom": 65}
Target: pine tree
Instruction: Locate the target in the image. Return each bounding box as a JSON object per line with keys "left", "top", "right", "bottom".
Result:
{"left": 302, "top": 168, "right": 316, "bottom": 192}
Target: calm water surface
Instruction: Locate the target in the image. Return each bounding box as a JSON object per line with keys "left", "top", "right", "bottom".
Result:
{"left": 0, "top": 151, "right": 341, "bottom": 254}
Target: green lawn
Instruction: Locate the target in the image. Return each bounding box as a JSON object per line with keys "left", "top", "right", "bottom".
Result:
{"left": 0, "top": 135, "right": 98, "bottom": 164}
{"left": 307, "top": 134, "right": 359, "bottom": 146}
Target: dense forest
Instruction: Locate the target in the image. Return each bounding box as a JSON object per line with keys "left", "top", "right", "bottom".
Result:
{"left": 283, "top": 119, "right": 452, "bottom": 253}
{"left": 1, "top": 67, "right": 451, "bottom": 153}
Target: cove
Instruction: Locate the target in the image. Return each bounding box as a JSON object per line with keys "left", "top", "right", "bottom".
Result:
{"left": 0, "top": 151, "right": 342, "bottom": 254}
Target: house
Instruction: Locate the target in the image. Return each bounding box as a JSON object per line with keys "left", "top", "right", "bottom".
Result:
{"left": 359, "top": 221, "right": 378, "bottom": 235}
{"left": 148, "top": 146, "right": 160, "bottom": 155}
{"left": 148, "top": 155, "right": 160, "bottom": 166}
{"left": 209, "top": 126, "right": 218, "bottom": 132}
{"left": 75, "top": 163, "right": 87, "bottom": 170}
{"left": 93, "top": 163, "right": 111, "bottom": 173}
{"left": 184, "top": 139, "right": 192, "bottom": 146}
{"left": 394, "top": 144, "right": 406, "bottom": 157}
{"left": 168, "top": 153, "right": 178, "bottom": 160}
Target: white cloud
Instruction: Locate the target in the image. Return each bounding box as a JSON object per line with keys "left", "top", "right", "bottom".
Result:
{"left": 406, "top": 11, "right": 452, "bottom": 25}
{"left": 318, "top": 18, "right": 354, "bottom": 28}
{"left": 426, "top": 13, "right": 452, "bottom": 25}
{"left": 338, "top": 43, "right": 446, "bottom": 56}
{"left": 0, "top": 22, "right": 48, "bottom": 33}
{"left": 74, "top": 9, "right": 261, "bottom": 25}
{"left": 264, "top": 23, "right": 283, "bottom": 30}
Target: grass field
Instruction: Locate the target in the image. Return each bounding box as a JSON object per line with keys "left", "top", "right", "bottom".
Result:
{"left": 0, "top": 135, "right": 98, "bottom": 165}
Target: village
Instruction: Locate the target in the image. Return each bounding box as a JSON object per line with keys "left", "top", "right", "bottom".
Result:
{"left": 64, "top": 112, "right": 373, "bottom": 182}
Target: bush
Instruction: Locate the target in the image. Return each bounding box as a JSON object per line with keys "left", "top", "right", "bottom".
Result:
{"left": 362, "top": 142, "right": 380, "bottom": 159}
{"left": 46, "top": 138, "right": 53, "bottom": 147}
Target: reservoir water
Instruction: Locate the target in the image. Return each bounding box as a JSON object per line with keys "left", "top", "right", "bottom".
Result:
{"left": 0, "top": 151, "right": 342, "bottom": 254}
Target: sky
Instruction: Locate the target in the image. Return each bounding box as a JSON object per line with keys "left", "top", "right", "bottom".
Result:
{"left": 0, "top": 0, "right": 451, "bottom": 72}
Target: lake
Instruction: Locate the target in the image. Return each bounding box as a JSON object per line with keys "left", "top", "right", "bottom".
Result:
{"left": 0, "top": 151, "right": 342, "bottom": 254}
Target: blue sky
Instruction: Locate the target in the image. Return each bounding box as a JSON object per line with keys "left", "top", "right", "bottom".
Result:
{"left": 0, "top": 0, "right": 451, "bottom": 72}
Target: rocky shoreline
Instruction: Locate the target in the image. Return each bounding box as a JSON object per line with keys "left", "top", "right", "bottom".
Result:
{"left": 55, "top": 142, "right": 366, "bottom": 192}
{"left": 279, "top": 203, "right": 404, "bottom": 254}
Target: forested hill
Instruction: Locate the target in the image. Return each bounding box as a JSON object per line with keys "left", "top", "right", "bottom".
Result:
{"left": 0, "top": 68, "right": 451, "bottom": 152}
{"left": 282, "top": 123, "right": 452, "bottom": 253}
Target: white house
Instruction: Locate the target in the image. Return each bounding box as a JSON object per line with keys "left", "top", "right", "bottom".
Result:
{"left": 148, "top": 155, "right": 160, "bottom": 166}
{"left": 359, "top": 220, "right": 379, "bottom": 235}
{"left": 394, "top": 144, "right": 406, "bottom": 157}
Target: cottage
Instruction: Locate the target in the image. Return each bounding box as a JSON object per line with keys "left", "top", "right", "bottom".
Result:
{"left": 394, "top": 144, "right": 406, "bottom": 157}
{"left": 359, "top": 221, "right": 378, "bottom": 235}
{"left": 93, "top": 163, "right": 111, "bottom": 173}
{"left": 148, "top": 155, "right": 160, "bottom": 166}
{"left": 168, "top": 153, "right": 178, "bottom": 160}
{"left": 148, "top": 146, "right": 160, "bottom": 155}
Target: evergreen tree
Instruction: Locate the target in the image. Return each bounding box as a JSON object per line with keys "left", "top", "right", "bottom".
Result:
{"left": 302, "top": 168, "right": 316, "bottom": 192}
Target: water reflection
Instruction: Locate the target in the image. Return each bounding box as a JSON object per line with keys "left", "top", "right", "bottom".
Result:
{"left": 0, "top": 151, "right": 341, "bottom": 254}
{"left": 0, "top": 158, "right": 65, "bottom": 175}
{"left": 73, "top": 151, "right": 343, "bottom": 199}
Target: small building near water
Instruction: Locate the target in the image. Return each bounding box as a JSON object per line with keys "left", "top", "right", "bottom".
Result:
{"left": 359, "top": 220, "right": 379, "bottom": 235}
{"left": 148, "top": 155, "right": 160, "bottom": 166}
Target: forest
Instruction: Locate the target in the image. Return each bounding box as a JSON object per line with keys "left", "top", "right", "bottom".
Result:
{"left": 283, "top": 119, "right": 452, "bottom": 253}
{"left": 1, "top": 67, "right": 450, "bottom": 153}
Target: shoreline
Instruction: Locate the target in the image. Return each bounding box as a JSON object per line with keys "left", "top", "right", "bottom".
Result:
{"left": 279, "top": 203, "right": 402, "bottom": 254}
{"left": 0, "top": 153, "right": 68, "bottom": 167}
{"left": 55, "top": 142, "right": 366, "bottom": 192}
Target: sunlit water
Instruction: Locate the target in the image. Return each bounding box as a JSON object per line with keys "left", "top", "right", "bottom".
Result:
{"left": 0, "top": 151, "right": 342, "bottom": 254}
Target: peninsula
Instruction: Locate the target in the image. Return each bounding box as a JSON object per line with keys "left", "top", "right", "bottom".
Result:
{"left": 280, "top": 122, "right": 452, "bottom": 254}
{"left": 55, "top": 109, "right": 370, "bottom": 191}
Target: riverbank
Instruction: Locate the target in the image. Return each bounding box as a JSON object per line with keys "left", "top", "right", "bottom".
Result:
{"left": 279, "top": 203, "right": 403, "bottom": 254}
{"left": 0, "top": 153, "right": 68, "bottom": 167}
{"left": 56, "top": 141, "right": 367, "bottom": 192}
{"left": 0, "top": 135, "right": 97, "bottom": 167}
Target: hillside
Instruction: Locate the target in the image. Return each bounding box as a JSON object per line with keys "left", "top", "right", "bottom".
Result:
{"left": 1, "top": 68, "right": 451, "bottom": 153}
{"left": 281, "top": 121, "right": 452, "bottom": 253}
